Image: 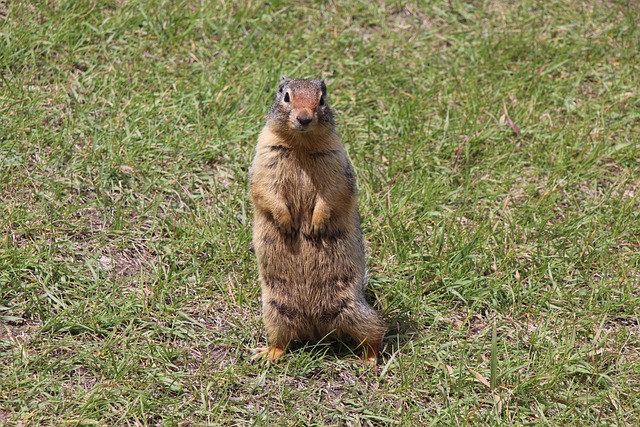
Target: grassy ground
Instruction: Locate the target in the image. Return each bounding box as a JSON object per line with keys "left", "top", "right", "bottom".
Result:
{"left": 1, "top": 0, "right": 639, "bottom": 425}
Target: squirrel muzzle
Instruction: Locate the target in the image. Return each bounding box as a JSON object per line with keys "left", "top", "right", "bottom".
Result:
{"left": 289, "top": 93, "right": 318, "bottom": 131}
{"left": 295, "top": 109, "right": 314, "bottom": 129}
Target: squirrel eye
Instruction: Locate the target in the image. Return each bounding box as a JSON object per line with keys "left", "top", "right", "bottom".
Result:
{"left": 319, "top": 96, "right": 325, "bottom": 106}
{"left": 284, "top": 92, "right": 290, "bottom": 103}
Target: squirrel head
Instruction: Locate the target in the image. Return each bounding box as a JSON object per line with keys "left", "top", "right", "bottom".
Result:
{"left": 267, "top": 77, "right": 335, "bottom": 134}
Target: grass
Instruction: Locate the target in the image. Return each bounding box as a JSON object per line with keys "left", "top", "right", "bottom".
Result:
{"left": 1, "top": 0, "right": 639, "bottom": 425}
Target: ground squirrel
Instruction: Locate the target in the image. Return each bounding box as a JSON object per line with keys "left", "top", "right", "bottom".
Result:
{"left": 249, "top": 77, "right": 387, "bottom": 364}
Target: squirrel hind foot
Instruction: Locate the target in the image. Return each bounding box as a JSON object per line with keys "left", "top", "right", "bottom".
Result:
{"left": 251, "top": 345, "right": 285, "bottom": 364}
{"left": 360, "top": 351, "right": 378, "bottom": 366}
{"left": 356, "top": 339, "right": 382, "bottom": 366}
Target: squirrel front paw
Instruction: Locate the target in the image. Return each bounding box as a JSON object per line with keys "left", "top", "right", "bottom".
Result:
{"left": 274, "top": 210, "right": 297, "bottom": 235}
{"left": 311, "top": 216, "right": 328, "bottom": 235}
{"left": 311, "top": 208, "right": 330, "bottom": 236}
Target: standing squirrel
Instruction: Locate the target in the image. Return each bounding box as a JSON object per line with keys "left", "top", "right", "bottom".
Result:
{"left": 249, "top": 77, "right": 386, "bottom": 364}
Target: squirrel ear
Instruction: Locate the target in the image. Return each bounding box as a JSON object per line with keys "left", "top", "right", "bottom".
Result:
{"left": 277, "top": 77, "right": 289, "bottom": 93}
{"left": 320, "top": 79, "right": 327, "bottom": 94}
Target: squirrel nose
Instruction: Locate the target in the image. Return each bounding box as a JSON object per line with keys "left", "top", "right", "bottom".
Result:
{"left": 297, "top": 115, "right": 313, "bottom": 126}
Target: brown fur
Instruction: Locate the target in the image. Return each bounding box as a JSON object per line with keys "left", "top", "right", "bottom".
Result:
{"left": 249, "top": 77, "right": 386, "bottom": 364}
